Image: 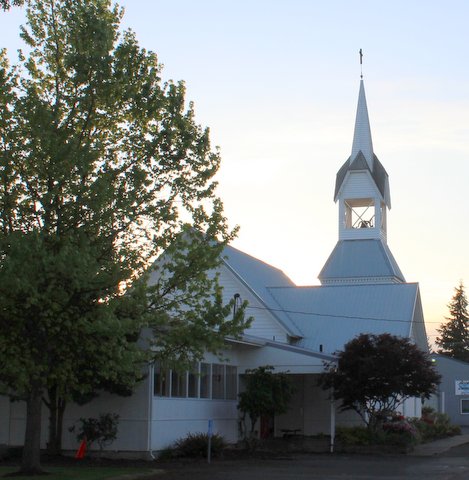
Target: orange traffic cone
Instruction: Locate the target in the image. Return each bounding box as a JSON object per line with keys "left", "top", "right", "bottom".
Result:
{"left": 75, "top": 437, "right": 87, "bottom": 459}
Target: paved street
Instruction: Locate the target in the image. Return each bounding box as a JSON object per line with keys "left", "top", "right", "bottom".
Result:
{"left": 156, "top": 448, "right": 469, "bottom": 480}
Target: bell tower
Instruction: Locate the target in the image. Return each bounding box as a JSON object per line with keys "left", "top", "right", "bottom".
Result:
{"left": 335, "top": 79, "right": 390, "bottom": 243}
{"left": 319, "top": 77, "right": 404, "bottom": 286}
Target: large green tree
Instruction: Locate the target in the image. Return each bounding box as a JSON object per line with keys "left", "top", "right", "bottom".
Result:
{"left": 0, "top": 0, "right": 247, "bottom": 474}
{"left": 238, "top": 365, "right": 293, "bottom": 437}
{"left": 436, "top": 282, "right": 469, "bottom": 362}
{"left": 0, "top": 0, "right": 23, "bottom": 10}
{"left": 319, "top": 334, "right": 440, "bottom": 432}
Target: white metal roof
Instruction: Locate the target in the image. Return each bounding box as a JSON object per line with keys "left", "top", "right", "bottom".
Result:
{"left": 319, "top": 239, "right": 405, "bottom": 284}
{"left": 222, "top": 245, "right": 303, "bottom": 337}
{"left": 267, "top": 283, "right": 421, "bottom": 354}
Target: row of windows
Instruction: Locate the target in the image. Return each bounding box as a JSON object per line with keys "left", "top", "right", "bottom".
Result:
{"left": 154, "top": 363, "right": 238, "bottom": 400}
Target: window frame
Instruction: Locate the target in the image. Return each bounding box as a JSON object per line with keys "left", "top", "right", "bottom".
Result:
{"left": 460, "top": 398, "right": 469, "bottom": 414}
{"left": 153, "top": 362, "right": 237, "bottom": 400}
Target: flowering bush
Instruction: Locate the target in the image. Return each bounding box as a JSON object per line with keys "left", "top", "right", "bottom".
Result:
{"left": 410, "top": 408, "right": 461, "bottom": 442}
{"left": 383, "top": 419, "right": 419, "bottom": 436}
{"left": 382, "top": 416, "right": 421, "bottom": 446}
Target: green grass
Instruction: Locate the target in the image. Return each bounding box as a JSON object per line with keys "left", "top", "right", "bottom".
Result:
{"left": 0, "top": 466, "right": 154, "bottom": 480}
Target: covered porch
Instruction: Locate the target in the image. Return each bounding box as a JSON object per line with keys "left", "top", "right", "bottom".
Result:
{"left": 235, "top": 339, "right": 361, "bottom": 441}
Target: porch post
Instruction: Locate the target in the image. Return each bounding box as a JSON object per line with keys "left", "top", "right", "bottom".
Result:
{"left": 330, "top": 388, "right": 335, "bottom": 453}
{"left": 147, "top": 363, "right": 154, "bottom": 457}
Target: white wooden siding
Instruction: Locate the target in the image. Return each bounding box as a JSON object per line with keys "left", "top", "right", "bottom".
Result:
{"left": 147, "top": 258, "right": 289, "bottom": 343}
{"left": 340, "top": 171, "right": 381, "bottom": 200}
{"left": 218, "top": 264, "right": 289, "bottom": 343}
{"left": 235, "top": 344, "right": 325, "bottom": 374}
{"left": 339, "top": 224, "right": 383, "bottom": 241}
{"left": 150, "top": 397, "right": 238, "bottom": 451}
{"left": 1, "top": 380, "right": 150, "bottom": 452}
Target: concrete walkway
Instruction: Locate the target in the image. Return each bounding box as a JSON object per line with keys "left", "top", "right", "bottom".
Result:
{"left": 410, "top": 433, "right": 469, "bottom": 456}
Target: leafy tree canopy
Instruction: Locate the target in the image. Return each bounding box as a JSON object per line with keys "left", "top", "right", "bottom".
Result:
{"left": 436, "top": 282, "right": 469, "bottom": 362}
{"left": 238, "top": 365, "right": 293, "bottom": 436}
{"left": 319, "top": 333, "right": 440, "bottom": 430}
{"left": 0, "top": 0, "right": 23, "bottom": 10}
{"left": 0, "top": 0, "right": 248, "bottom": 473}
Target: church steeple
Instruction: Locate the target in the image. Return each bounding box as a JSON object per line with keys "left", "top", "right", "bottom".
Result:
{"left": 333, "top": 79, "right": 391, "bottom": 241}
{"left": 319, "top": 74, "right": 404, "bottom": 286}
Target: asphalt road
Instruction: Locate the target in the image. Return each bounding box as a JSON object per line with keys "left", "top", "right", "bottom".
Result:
{"left": 156, "top": 449, "right": 469, "bottom": 480}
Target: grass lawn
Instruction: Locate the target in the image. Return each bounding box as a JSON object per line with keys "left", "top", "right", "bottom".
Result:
{"left": 0, "top": 466, "right": 155, "bottom": 479}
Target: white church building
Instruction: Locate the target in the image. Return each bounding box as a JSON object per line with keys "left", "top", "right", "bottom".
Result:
{"left": 0, "top": 77, "right": 429, "bottom": 456}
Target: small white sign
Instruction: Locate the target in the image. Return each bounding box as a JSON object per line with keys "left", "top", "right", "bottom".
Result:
{"left": 455, "top": 380, "right": 469, "bottom": 395}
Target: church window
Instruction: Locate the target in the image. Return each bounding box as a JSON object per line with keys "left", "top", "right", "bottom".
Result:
{"left": 226, "top": 365, "right": 238, "bottom": 400}
{"left": 153, "top": 364, "right": 170, "bottom": 396}
{"left": 171, "top": 370, "right": 187, "bottom": 398}
{"left": 154, "top": 362, "right": 237, "bottom": 400}
{"left": 200, "top": 362, "right": 211, "bottom": 398}
{"left": 212, "top": 364, "right": 225, "bottom": 399}
{"left": 188, "top": 364, "right": 199, "bottom": 398}
{"left": 461, "top": 399, "right": 469, "bottom": 414}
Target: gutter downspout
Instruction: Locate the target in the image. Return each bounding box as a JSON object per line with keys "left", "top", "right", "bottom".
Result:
{"left": 147, "top": 363, "right": 155, "bottom": 459}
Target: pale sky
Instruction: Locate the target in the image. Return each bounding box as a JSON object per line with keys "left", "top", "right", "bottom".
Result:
{"left": 1, "top": 1, "right": 469, "bottom": 344}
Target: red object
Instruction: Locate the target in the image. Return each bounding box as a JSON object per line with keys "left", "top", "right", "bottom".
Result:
{"left": 75, "top": 438, "right": 87, "bottom": 459}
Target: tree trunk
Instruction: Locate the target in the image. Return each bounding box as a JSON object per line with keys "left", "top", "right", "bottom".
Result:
{"left": 21, "top": 390, "right": 44, "bottom": 474}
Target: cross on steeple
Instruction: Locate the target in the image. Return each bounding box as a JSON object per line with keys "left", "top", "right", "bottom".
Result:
{"left": 359, "top": 48, "right": 363, "bottom": 79}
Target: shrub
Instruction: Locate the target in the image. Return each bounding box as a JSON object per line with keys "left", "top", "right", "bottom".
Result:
{"left": 421, "top": 406, "right": 435, "bottom": 420}
{"left": 164, "top": 432, "right": 226, "bottom": 459}
{"left": 69, "top": 413, "right": 119, "bottom": 451}
{"left": 337, "top": 418, "right": 421, "bottom": 448}
{"left": 410, "top": 409, "right": 461, "bottom": 442}
{"left": 336, "top": 426, "right": 372, "bottom": 446}
{"left": 382, "top": 418, "right": 420, "bottom": 446}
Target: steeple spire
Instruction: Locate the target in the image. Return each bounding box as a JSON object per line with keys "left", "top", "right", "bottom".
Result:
{"left": 351, "top": 79, "right": 374, "bottom": 170}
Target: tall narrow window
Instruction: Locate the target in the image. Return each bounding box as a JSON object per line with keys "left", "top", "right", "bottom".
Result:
{"left": 188, "top": 363, "right": 199, "bottom": 398}
{"left": 171, "top": 370, "right": 187, "bottom": 398}
{"left": 226, "top": 365, "right": 238, "bottom": 400}
{"left": 154, "top": 364, "right": 170, "bottom": 397}
{"left": 212, "top": 364, "right": 225, "bottom": 399}
{"left": 200, "top": 363, "right": 211, "bottom": 398}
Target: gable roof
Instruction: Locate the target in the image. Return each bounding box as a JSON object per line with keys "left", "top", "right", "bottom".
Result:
{"left": 334, "top": 152, "right": 391, "bottom": 207}
{"left": 222, "top": 245, "right": 303, "bottom": 338}
{"left": 267, "top": 283, "right": 421, "bottom": 354}
{"left": 319, "top": 239, "right": 405, "bottom": 284}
